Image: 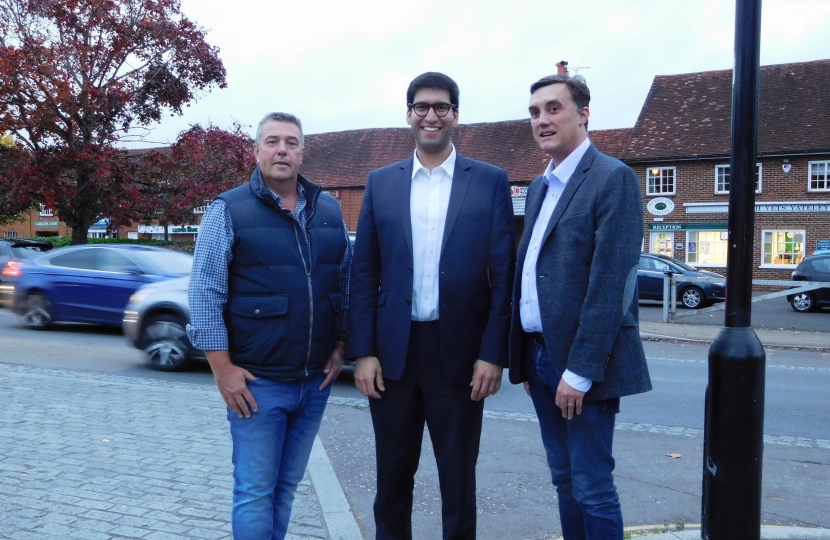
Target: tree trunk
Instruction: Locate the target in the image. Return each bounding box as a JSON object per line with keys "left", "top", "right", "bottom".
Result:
{"left": 71, "top": 224, "right": 88, "bottom": 245}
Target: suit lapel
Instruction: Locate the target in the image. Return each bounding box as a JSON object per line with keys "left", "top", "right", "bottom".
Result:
{"left": 540, "top": 145, "right": 597, "bottom": 247}
{"left": 517, "top": 175, "right": 546, "bottom": 265}
{"left": 440, "top": 154, "right": 472, "bottom": 257}
{"left": 398, "top": 158, "right": 415, "bottom": 257}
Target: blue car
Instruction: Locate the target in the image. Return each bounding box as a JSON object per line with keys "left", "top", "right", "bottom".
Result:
{"left": 12, "top": 244, "right": 192, "bottom": 328}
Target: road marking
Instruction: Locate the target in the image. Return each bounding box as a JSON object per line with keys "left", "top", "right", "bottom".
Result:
{"left": 326, "top": 396, "right": 830, "bottom": 450}
{"left": 647, "top": 356, "right": 830, "bottom": 372}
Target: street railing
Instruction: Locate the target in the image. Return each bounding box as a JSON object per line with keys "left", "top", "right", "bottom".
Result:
{"left": 660, "top": 275, "right": 830, "bottom": 322}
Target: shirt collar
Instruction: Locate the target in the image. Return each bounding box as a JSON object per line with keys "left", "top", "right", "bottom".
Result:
{"left": 412, "top": 144, "right": 456, "bottom": 180}
{"left": 268, "top": 182, "right": 305, "bottom": 204}
{"left": 543, "top": 137, "right": 592, "bottom": 186}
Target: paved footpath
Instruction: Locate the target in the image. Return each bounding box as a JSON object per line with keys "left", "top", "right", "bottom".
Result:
{"left": 0, "top": 364, "right": 331, "bottom": 540}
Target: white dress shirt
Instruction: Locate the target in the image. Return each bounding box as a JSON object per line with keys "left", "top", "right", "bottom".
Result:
{"left": 520, "top": 137, "right": 593, "bottom": 392}
{"left": 410, "top": 146, "right": 456, "bottom": 321}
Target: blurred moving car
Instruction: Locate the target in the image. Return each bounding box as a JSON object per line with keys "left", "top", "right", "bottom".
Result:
{"left": 12, "top": 244, "right": 192, "bottom": 328}
{"left": 787, "top": 254, "right": 830, "bottom": 312}
{"left": 0, "top": 239, "right": 53, "bottom": 306}
{"left": 123, "top": 276, "right": 199, "bottom": 371}
{"left": 638, "top": 253, "right": 726, "bottom": 309}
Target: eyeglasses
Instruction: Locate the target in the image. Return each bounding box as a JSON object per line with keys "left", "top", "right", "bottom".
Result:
{"left": 408, "top": 102, "right": 456, "bottom": 117}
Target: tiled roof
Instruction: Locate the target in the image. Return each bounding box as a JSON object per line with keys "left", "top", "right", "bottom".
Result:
{"left": 301, "top": 120, "right": 632, "bottom": 189}
{"left": 623, "top": 59, "right": 830, "bottom": 161}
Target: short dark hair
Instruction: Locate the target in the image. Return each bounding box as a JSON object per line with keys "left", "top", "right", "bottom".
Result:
{"left": 406, "top": 72, "right": 460, "bottom": 108}
{"left": 530, "top": 74, "right": 591, "bottom": 128}
{"left": 256, "top": 112, "right": 304, "bottom": 146}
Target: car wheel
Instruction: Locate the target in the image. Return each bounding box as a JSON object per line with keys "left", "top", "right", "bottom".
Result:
{"left": 141, "top": 314, "right": 191, "bottom": 371}
{"left": 22, "top": 292, "right": 52, "bottom": 329}
{"left": 790, "top": 292, "right": 815, "bottom": 313}
{"left": 681, "top": 286, "right": 704, "bottom": 309}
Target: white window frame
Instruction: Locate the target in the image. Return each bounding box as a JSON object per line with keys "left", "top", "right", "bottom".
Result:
{"left": 3, "top": 230, "right": 17, "bottom": 238}
{"left": 714, "top": 163, "right": 762, "bottom": 194}
{"left": 761, "top": 229, "right": 806, "bottom": 268}
{"left": 193, "top": 199, "right": 211, "bottom": 214}
{"left": 649, "top": 231, "right": 674, "bottom": 258}
{"left": 685, "top": 230, "right": 729, "bottom": 268}
{"left": 808, "top": 161, "right": 830, "bottom": 192}
{"left": 39, "top": 204, "right": 54, "bottom": 217}
{"left": 646, "top": 167, "right": 676, "bottom": 196}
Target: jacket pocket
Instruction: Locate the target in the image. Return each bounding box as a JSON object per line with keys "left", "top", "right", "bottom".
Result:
{"left": 228, "top": 294, "right": 289, "bottom": 365}
{"left": 329, "top": 293, "right": 342, "bottom": 313}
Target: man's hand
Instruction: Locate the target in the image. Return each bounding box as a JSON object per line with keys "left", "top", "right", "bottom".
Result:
{"left": 555, "top": 378, "right": 586, "bottom": 420}
{"left": 523, "top": 381, "right": 531, "bottom": 396}
{"left": 355, "top": 356, "right": 384, "bottom": 399}
{"left": 470, "top": 360, "right": 503, "bottom": 401}
{"left": 320, "top": 341, "right": 346, "bottom": 390}
{"left": 206, "top": 350, "right": 258, "bottom": 419}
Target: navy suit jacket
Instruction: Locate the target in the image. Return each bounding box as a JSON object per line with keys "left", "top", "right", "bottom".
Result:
{"left": 346, "top": 153, "right": 516, "bottom": 385}
{"left": 508, "top": 144, "right": 651, "bottom": 401}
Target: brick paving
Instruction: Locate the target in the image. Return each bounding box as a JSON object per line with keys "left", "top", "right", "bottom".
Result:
{"left": 0, "top": 364, "right": 329, "bottom": 540}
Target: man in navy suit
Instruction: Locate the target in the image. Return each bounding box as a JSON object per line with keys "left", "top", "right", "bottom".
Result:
{"left": 346, "top": 72, "right": 516, "bottom": 540}
{"left": 508, "top": 75, "right": 652, "bottom": 540}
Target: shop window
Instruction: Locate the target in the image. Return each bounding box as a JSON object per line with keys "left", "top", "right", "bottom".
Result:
{"left": 646, "top": 167, "right": 676, "bottom": 195}
{"left": 650, "top": 232, "right": 673, "bottom": 257}
{"left": 687, "top": 231, "right": 728, "bottom": 266}
{"left": 762, "top": 230, "right": 805, "bottom": 267}
{"left": 809, "top": 161, "right": 830, "bottom": 192}
{"left": 3, "top": 231, "right": 17, "bottom": 238}
{"left": 714, "top": 164, "right": 762, "bottom": 194}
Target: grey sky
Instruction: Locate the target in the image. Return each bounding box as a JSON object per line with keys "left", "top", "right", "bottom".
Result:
{"left": 127, "top": 0, "right": 830, "bottom": 147}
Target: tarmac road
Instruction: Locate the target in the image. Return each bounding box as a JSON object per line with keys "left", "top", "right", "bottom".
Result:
{"left": 1, "top": 308, "right": 828, "bottom": 539}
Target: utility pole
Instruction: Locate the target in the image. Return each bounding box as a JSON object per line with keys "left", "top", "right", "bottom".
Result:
{"left": 701, "top": 0, "right": 765, "bottom": 539}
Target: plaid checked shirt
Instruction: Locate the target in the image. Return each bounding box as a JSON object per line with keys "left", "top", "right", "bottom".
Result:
{"left": 187, "top": 184, "right": 353, "bottom": 352}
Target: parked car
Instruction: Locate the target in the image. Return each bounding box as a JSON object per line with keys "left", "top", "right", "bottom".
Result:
{"left": 786, "top": 254, "right": 830, "bottom": 312}
{"left": 12, "top": 244, "right": 192, "bottom": 328}
{"left": 123, "top": 276, "right": 199, "bottom": 371}
{"left": 637, "top": 253, "right": 726, "bottom": 309}
{"left": 0, "top": 239, "right": 53, "bottom": 306}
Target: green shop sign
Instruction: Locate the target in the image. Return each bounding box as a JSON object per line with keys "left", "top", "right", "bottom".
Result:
{"left": 35, "top": 221, "right": 59, "bottom": 227}
{"left": 648, "top": 223, "right": 727, "bottom": 231}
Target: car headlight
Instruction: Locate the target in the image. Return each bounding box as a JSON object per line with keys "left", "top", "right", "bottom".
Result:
{"left": 128, "top": 292, "right": 147, "bottom": 304}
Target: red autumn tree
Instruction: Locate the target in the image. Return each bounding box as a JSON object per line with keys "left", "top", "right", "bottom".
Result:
{"left": 133, "top": 123, "right": 252, "bottom": 239}
{"left": 0, "top": 0, "right": 226, "bottom": 243}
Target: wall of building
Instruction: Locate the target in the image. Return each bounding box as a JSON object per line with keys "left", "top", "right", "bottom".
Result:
{"left": 635, "top": 153, "right": 830, "bottom": 281}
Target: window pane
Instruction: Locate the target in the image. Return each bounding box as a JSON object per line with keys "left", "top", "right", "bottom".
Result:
{"left": 762, "top": 230, "right": 805, "bottom": 265}
{"left": 688, "top": 231, "right": 727, "bottom": 265}
{"left": 50, "top": 249, "right": 97, "bottom": 270}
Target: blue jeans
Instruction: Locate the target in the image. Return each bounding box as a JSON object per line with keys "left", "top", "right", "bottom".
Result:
{"left": 525, "top": 341, "right": 623, "bottom": 540}
{"left": 228, "top": 374, "right": 330, "bottom": 540}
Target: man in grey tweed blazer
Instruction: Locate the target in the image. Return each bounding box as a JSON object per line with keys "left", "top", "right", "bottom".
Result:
{"left": 508, "top": 74, "right": 652, "bottom": 540}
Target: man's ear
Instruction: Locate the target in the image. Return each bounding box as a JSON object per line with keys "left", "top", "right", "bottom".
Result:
{"left": 579, "top": 106, "right": 590, "bottom": 129}
{"left": 452, "top": 107, "right": 459, "bottom": 127}
{"left": 406, "top": 109, "right": 413, "bottom": 126}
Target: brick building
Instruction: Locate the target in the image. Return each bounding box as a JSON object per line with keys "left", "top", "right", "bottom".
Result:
{"left": 622, "top": 59, "right": 830, "bottom": 280}
{"left": 4, "top": 58, "right": 827, "bottom": 280}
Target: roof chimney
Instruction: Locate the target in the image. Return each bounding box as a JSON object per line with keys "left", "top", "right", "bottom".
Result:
{"left": 556, "top": 61, "right": 569, "bottom": 76}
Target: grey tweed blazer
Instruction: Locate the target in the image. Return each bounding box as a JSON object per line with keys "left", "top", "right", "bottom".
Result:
{"left": 508, "top": 144, "right": 652, "bottom": 401}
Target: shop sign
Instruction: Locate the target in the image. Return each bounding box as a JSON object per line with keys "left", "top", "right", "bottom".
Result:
{"left": 648, "top": 223, "right": 728, "bottom": 231}
{"left": 816, "top": 239, "right": 830, "bottom": 251}
{"left": 756, "top": 203, "right": 830, "bottom": 213}
{"left": 34, "top": 221, "right": 59, "bottom": 227}
{"left": 647, "top": 197, "right": 674, "bottom": 216}
{"left": 170, "top": 226, "right": 198, "bottom": 234}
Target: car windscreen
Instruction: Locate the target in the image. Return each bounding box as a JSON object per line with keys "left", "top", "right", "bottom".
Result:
{"left": 138, "top": 251, "right": 193, "bottom": 275}
{"left": 11, "top": 246, "right": 48, "bottom": 259}
{"left": 669, "top": 259, "right": 698, "bottom": 272}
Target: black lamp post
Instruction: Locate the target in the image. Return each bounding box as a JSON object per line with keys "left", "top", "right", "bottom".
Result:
{"left": 701, "top": 0, "right": 766, "bottom": 538}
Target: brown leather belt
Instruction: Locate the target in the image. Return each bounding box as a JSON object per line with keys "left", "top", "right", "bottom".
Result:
{"left": 527, "top": 332, "right": 546, "bottom": 347}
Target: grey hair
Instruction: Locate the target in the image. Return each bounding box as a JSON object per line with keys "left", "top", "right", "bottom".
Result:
{"left": 255, "top": 112, "right": 304, "bottom": 146}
